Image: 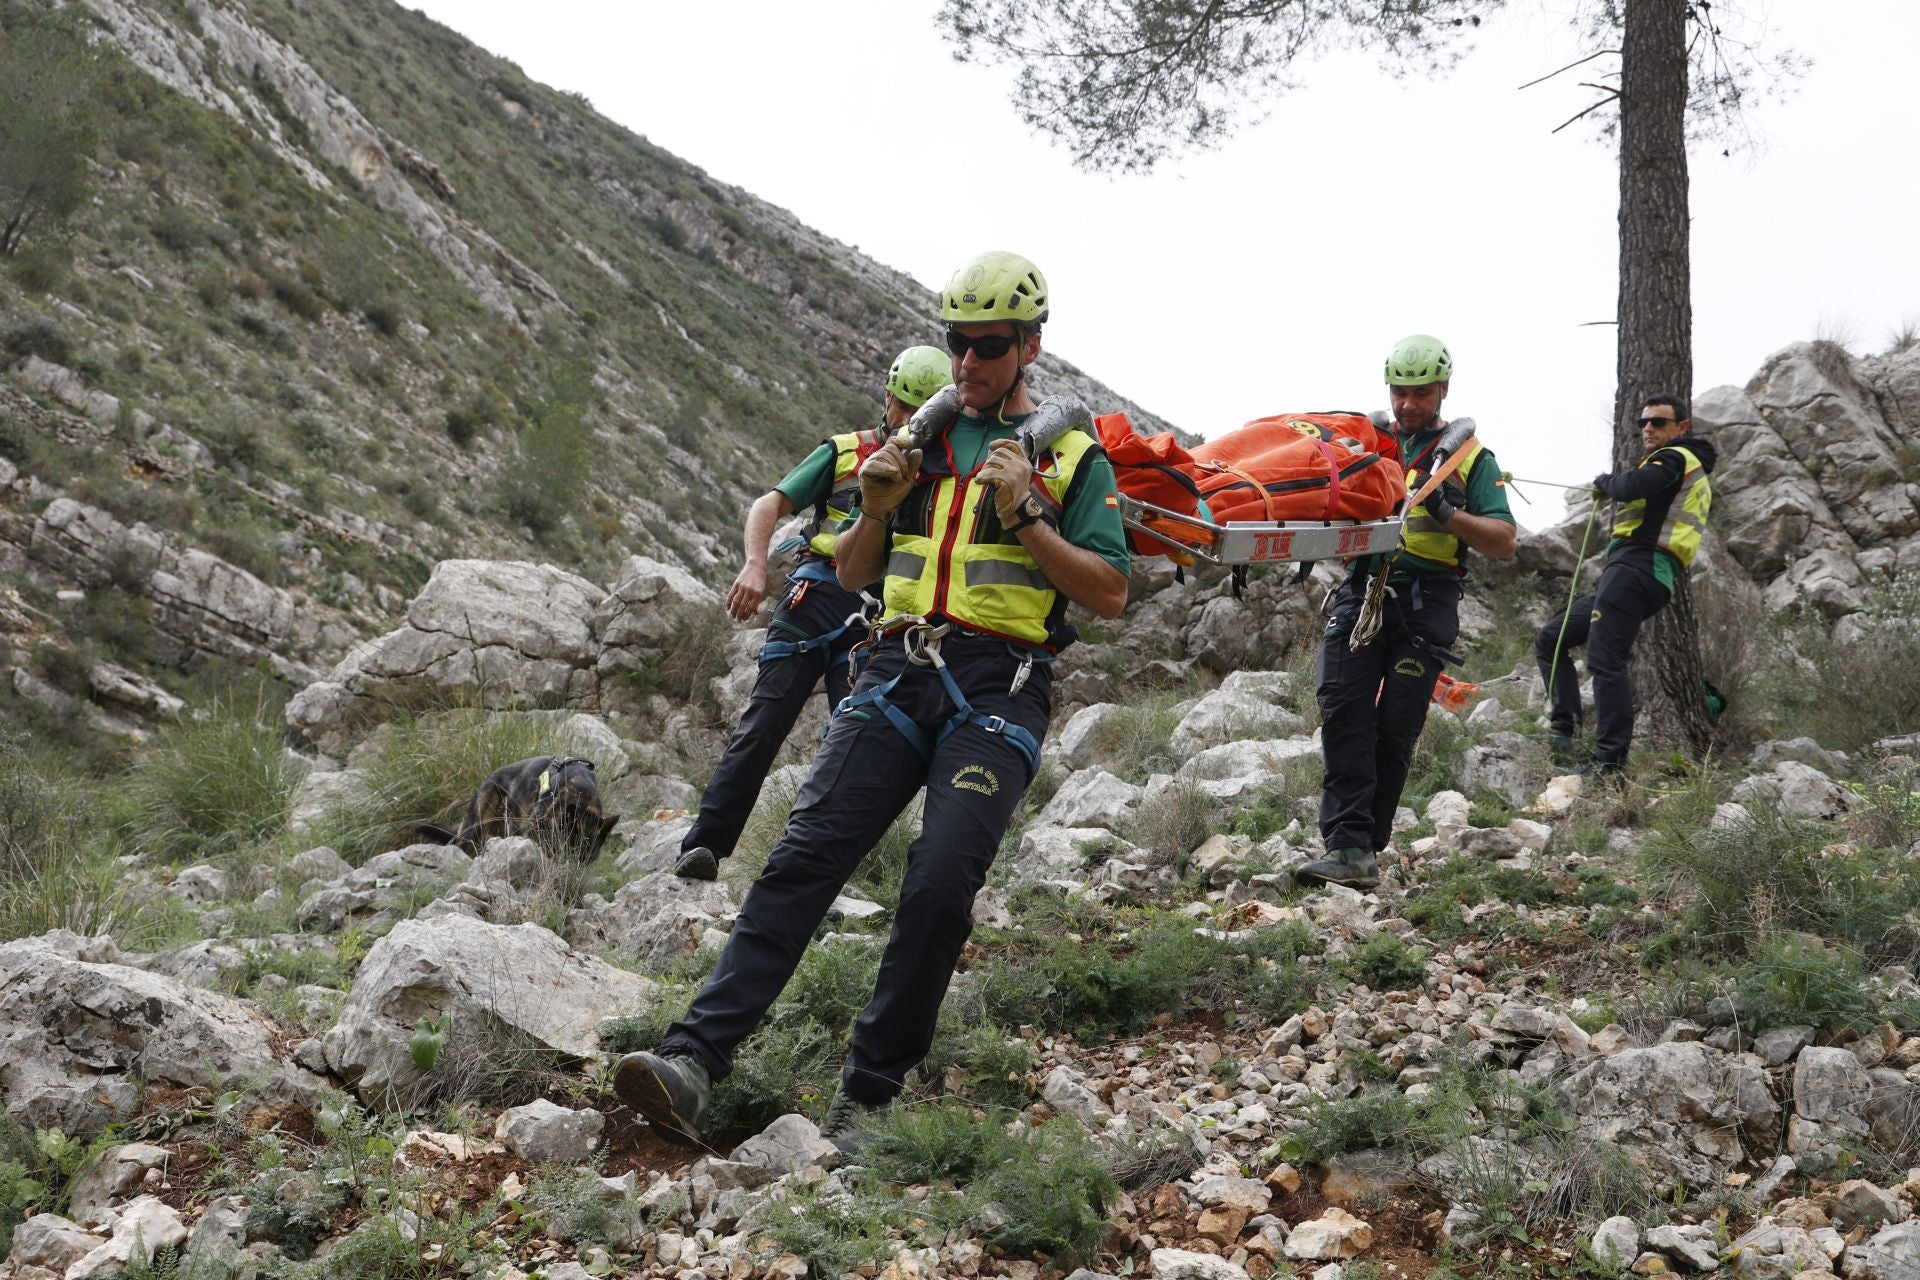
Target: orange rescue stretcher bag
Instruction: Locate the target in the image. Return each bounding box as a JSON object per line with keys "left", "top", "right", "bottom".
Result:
{"left": 1095, "top": 411, "right": 1209, "bottom": 555}
{"left": 1189, "top": 413, "right": 1403, "bottom": 525}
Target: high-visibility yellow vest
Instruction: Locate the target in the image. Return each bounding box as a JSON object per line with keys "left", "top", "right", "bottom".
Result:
{"left": 1400, "top": 442, "right": 1487, "bottom": 570}
{"left": 882, "top": 427, "right": 1101, "bottom": 648}
{"left": 1612, "top": 444, "right": 1712, "bottom": 568}
{"left": 803, "top": 426, "right": 894, "bottom": 559}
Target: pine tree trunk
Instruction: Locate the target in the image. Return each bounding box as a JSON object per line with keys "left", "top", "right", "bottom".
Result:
{"left": 1615, "top": 0, "right": 1715, "bottom": 756}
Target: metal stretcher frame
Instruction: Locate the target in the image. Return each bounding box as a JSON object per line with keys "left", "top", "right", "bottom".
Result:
{"left": 1118, "top": 493, "right": 1407, "bottom": 566}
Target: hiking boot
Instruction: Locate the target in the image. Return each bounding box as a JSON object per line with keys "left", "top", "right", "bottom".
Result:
{"left": 818, "top": 1090, "right": 886, "bottom": 1157}
{"left": 1550, "top": 732, "right": 1577, "bottom": 766}
{"left": 674, "top": 846, "right": 720, "bottom": 881}
{"left": 1294, "top": 846, "right": 1380, "bottom": 891}
{"left": 614, "top": 1051, "right": 710, "bottom": 1144}
{"left": 1578, "top": 759, "right": 1625, "bottom": 781}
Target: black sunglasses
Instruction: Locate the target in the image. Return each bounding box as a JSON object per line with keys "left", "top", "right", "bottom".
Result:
{"left": 945, "top": 329, "right": 1019, "bottom": 361}
{"left": 1636, "top": 415, "right": 1679, "bottom": 428}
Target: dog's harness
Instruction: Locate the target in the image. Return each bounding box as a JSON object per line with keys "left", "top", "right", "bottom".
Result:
{"left": 834, "top": 615, "right": 1047, "bottom": 773}
{"left": 532, "top": 756, "right": 595, "bottom": 815}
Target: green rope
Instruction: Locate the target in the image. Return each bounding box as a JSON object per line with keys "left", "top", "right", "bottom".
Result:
{"left": 1545, "top": 499, "right": 1603, "bottom": 712}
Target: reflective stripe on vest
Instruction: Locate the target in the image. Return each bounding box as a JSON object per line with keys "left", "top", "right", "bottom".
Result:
{"left": 1400, "top": 442, "right": 1486, "bottom": 569}
{"left": 881, "top": 427, "right": 1100, "bottom": 647}
{"left": 804, "top": 427, "right": 894, "bottom": 559}
{"left": 1611, "top": 444, "right": 1713, "bottom": 568}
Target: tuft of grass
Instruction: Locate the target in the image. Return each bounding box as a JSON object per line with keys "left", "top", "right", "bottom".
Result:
{"left": 1124, "top": 777, "right": 1217, "bottom": 865}
{"left": 124, "top": 681, "right": 294, "bottom": 863}
{"left": 309, "top": 708, "right": 555, "bottom": 865}
{"left": 0, "top": 736, "right": 124, "bottom": 941}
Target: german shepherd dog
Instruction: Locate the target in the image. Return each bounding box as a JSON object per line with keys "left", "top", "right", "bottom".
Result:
{"left": 418, "top": 756, "right": 620, "bottom": 861}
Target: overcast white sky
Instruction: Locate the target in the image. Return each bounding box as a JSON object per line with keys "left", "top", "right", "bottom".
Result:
{"left": 410, "top": 0, "right": 1917, "bottom": 526}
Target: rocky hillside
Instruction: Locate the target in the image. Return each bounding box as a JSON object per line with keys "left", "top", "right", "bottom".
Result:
{"left": 2, "top": 319, "right": 1919, "bottom": 1280}
{"left": 0, "top": 0, "right": 1170, "bottom": 753}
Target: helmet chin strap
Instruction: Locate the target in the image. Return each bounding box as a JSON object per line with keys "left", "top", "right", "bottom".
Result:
{"left": 994, "top": 330, "right": 1031, "bottom": 425}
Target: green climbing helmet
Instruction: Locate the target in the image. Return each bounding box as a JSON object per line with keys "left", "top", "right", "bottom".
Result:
{"left": 885, "top": 345, "right": 953, "bottom": 407}
{"left": 1385, "top": 334, "right": 1453, "bottom": 386}
{"left": 940, "top": 251, "right": 1049, "bottom": 328}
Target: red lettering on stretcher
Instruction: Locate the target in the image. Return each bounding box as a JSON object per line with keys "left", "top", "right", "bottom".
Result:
{"left": 1337, "top": 526, "right": 1371, "bottom": 555}
{"left": 1252, "top": 531, "right": 1295, "bottom": 560}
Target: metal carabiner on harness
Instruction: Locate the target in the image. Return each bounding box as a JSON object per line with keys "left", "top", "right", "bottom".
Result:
{"left": 903, "top": 618, "right": 953, "bottom": 668}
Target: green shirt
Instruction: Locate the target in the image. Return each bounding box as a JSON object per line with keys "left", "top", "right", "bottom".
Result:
{"left": 773, "top": 441, "right": 838, "bottom": 510}
{"left": 945, "top": 413, "right": 1132, "bottom": 579}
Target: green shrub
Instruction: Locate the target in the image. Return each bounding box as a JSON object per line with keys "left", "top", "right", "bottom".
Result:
{"left": 125, "top": 682, "right": 293, "bottom": 862}
{"left": 1742, "top": 578, "right": 1920, "bottom": 751}
{"left": 975, "top": 914, "right": 1315, "bottom": 1039}
{"left": 498, "top": 361, "right": 593, "bottom": 536}
{"left": 918, "top": 1019, "right": 1035, "bottom": 1109}
{"left": 518, "top": 1165, "right": 645, "bottom": 1247}
{"left": 1643, "top": 803, "right": 1920, "bottom": 963}
{"left": 1124, "top": 777, "right": 1216, "bottom": 864}
{"left": 149, "top": 204, "right": 207, "bottom": 253}
{"left": 1, "top": 316, "right": 70, "bottom": 365}
{"left": 749, "top": 1179, "right": 905, "bottom": 1279}
{"left": 621, "top": 609, "right": 731, "bottom": 724}
{"left": 1403, "top": 713, "right": 1470, "bottom": 814}
{"left": 1664, "top": 936, "right": 1885, "bottom": 1036}
{"left": 1343, "top": 932, "right": 1428, "bottom": 991}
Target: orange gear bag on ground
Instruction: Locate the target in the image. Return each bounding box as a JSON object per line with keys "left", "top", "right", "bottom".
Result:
{"left": 1190, "top": 412, "right": 1404, "bottom": 524}
{"left": 1096, "top": 412, "right": 1210, "bottom": 554}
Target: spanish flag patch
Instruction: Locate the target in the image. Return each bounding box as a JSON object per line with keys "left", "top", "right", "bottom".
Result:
{"left": 1105, "top": 493, "right": 1119, "bottom": 507}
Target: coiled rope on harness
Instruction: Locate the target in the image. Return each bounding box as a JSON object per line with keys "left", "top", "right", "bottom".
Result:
{"left": 833, "top": 614, "right": 1045, "bottom": 773}
{"left": 1352, "top": 436, "right": 1477, "bottom": 651}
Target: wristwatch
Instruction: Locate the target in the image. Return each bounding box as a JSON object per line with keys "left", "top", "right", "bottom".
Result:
{"left": 1004, "top": 495, "right": 1044, "bottom": 534}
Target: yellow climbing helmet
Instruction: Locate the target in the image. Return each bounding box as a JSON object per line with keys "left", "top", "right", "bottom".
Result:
{"left": 940, "top": 251, "right": 1049, "bottom": 328}
{"left": 885, "top": 345, "right": 954, "bottom": 407}
{"left": 1385, "top": 334, "right": 1453, "bottom": 386}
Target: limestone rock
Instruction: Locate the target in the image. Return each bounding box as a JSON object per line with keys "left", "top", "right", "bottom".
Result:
{"left": 1035, "top": 770, "right": 1143, "bottom": 830}
{"left": 566, "top": 871, "right": 736, "bottom": 969}
{"left": 1594, "top": 1216, "right": 1642, "bottom": 1267}
{"left": 1457, "top": 733, "right": 1549, "bottom": 807}
{"left": 5, "top": 1214, "right": 104, "bottom": 1278}
{"left": 65, "top": 1196, "right": 187, "bottom": 1280}
{"left": 1149, "top": 1247, "right": 1250, "bottom": 1280}
{"left": 1729, "top": 761, "right": 1863, "bottom": 821}
{"left": 64, "top": 1143, "right": 171, "bottom": 1224}
{"left": 1052, "top": 703, "right": 1125, "bottom": 771}
{"left": 1283, "top": 1207, "right": 1373, "bottom": 1261}
{"left": 1169, "top": 672, "right": 1307, "bottom": 755}
{"left": 318, "top": 915, "right": 655, "bottom": 1102}
{"left": 495, "top": 1099, "right": 605, "bottom": 1165}
{"left": 288, "top": 559, "right": 606, "bottom": 756}
{"left": 0, "top": 937, "right": 320, "bottom": 1135}
{"left": 1042, "top": 1065, "right": 1113, "bottom": 1123}
{"left": 728, "top": 1114, "right": 839, "bottom": 1176}
{"left": 1556, "top": 1042, "right": 1778, "bottom": 1188}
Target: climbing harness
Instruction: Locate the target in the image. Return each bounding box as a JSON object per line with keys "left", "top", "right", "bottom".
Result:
{"left": 757, "top": 559, "right": 878, "bottom": 670}
{"left": 1351, "top": 432, "right": 1477, "bottom": 650}
{"left": 834, "top": 614, "right": 1045, "bottom": 773}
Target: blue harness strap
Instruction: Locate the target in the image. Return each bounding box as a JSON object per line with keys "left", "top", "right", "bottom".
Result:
{"left": 758, "top": 563, "right": 872, "bottom": 667}
{"left": 759, "top": 621, "right": 860, "bottom": 666}
{"left": 834, "top": 639, "right": 1044, "bottom": 773}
